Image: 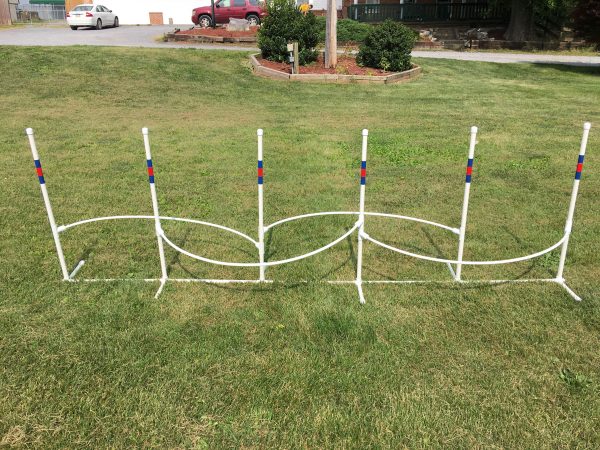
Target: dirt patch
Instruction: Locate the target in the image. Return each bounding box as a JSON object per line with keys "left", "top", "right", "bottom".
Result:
{"left": 258, "top": 55, "right": 390, "bottom": 76}
{"left": 176, "top": 26, "right": 259, "bottom": 38}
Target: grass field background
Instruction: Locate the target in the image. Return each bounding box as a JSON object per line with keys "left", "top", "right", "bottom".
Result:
{"left": 1, "top": 46, "right": 599, "bottom": 447}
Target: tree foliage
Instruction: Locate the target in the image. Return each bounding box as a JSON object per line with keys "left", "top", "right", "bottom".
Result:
{"left": 497, "top": 0, "right": 576, "bottom": 41}
{"left": 572, "top": 0, "right": 600, "bottom": 44}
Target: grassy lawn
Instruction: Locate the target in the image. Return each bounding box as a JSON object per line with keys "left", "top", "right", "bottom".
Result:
{"left": 1, "top": 46, "right": 599, "bottom": 448}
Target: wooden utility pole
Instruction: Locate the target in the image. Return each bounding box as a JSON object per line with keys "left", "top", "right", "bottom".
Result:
{"left": 293, "top": 41, "right": 299, "bottom": 74}
{"left": 324, "top": 0, "right": 337, "bottom": 69}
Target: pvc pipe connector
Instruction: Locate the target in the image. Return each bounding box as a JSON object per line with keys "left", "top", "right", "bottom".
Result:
{"left": 362, "top": 129, "right": 369, "bottom": 136}
{"left": 142, "top": 127, "right": 149, "bottom": 135}
{"left": 257, "top": 128, "right": 263, "bottom": 136}
{"left": 26, "top": 128, "right": 34, "bottom": 135}
{"left": 584, "top": 122, "right": 591, "bottom": 130}
{"left": 470, "top": 126, "right": 478, "bottom": 134}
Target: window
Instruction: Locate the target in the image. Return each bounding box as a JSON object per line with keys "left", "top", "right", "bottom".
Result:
{"left": 233, "top": 0, "right": 245, "bottom": 6}
{"left": 218, "top": 0, "right": 231, "bottom": 7}
{"left": 249, "top": 0, "right": 259, "bottom": 5}
{"left": 73, "top": 5, "right": 93, "bottom": 11}
{"left": 96, "top": 6, "right": 105, "bottom": 12}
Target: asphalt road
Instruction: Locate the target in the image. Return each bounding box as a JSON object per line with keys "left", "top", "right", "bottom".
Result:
{"left": 1, "top": 24, "right": 599, "bottom": 66}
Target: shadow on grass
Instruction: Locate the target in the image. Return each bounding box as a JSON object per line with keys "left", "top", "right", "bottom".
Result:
{"left": 133, "top": 220, "right": 548, "bottom": 297}
{"left": 531, "top": 62, "right": 600, "bottom": 75}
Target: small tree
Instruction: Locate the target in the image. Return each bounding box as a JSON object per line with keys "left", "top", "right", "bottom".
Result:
{"left": 258, "top": 0, "right": 319, "bottom": 65}
{"left": 356, "top": 20, "right": 416, "bottom": 72}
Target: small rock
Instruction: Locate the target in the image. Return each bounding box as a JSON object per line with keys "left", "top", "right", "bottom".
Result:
{"left": 226, "top": 18, "right": 250, "bottom": 31}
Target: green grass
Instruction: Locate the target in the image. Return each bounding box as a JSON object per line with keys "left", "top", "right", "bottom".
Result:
{"left": 1, "top": 46, "right": 600, "bottom": 448}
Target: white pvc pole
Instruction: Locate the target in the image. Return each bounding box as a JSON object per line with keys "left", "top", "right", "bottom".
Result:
{"left": 26, "top": 128, "right": 70, "bottom": 280}
{"left": 455, "top": 126, "right": 478, "bottom": 281}
{"left": 142, "top": 128, "right": 168, "bottom": 284}
{"left": 257, "top": 129, "right": 266, "bottom": 281}
{"left": 556, "top": 122, "right": 591, "bottom": 281}
{"left": 356, "top": 129, "right": 368, "bottom": 304}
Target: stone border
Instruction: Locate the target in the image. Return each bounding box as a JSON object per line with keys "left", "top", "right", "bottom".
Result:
{"left": 165, "top": 32, "right": 257, "bottom": 44}
{"left": 249, "top": 54, "right": 422, "bottom": 84}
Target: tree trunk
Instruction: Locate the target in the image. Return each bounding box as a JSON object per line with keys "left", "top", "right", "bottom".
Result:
{"left": 505, "top": 0, "right": 534, "bottom": 41}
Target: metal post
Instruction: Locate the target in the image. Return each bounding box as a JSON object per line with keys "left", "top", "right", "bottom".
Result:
{"left": 455, "top": 126, "right": 478, "bottom": 281}
{"left": 26, "top": 128, "right": 70, "bottom": 280}
{"left": 556, "top": 122, "right": 591, "bottom": 282}
{"left": 142, "top": 128, "right": 168, "bottom": 294}
{"left": 257, "top": 129, "right": 266, "bottom": 282}
{"left": 355, "top": 129, "right": 368, "bottom": 304}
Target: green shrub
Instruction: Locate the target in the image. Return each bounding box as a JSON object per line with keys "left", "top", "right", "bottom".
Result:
{"left": 356, "top": 20, "right": 416, "bottom": 72}
{"left": 257, "top": 0, "right": 319, "bottom": 65}
{"left": 316, "top": 17, "right": 373, "bottom": 44}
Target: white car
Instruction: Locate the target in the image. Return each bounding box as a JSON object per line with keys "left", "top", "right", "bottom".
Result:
{"left": 67, "top": 4, "right": 119, "bottom": 30}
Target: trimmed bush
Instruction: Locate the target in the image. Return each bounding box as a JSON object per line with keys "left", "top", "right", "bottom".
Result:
{"left": 316, "top": 17, "right": 373, "bottom": 44}
{"left": 257, "top": 0, "right": 319, "bottom": 65}
{"left": 356, "top": 20, "right": 416, "bottom": 72}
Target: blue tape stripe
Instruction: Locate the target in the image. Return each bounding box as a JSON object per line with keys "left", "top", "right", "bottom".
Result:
{"left": 467, "top": 158, "right": 473, "bottom": 167}
{"left": 360, "top": 178, "right": 366, "bottom": 185}
{"left": 258, "top": 160, "right": 263, "bottom": 168}
{"left": 149, "top": 176, "right": 155, "bottom": 183}
{"left": 465, "top": 175, "right": 472, "bottom": 183}
{"left": 575, "top": 172, "right": 581, "bottom": 180}
{"left": 38, "top": 175, "right": 45, "bottom": 184}
{"left": 258, "top": 177, "right": 263, "bottom": 185}
{"left": 578, "top": 155, "right": 585, "bottom": 164}
{"left": 147, "top": 159, "right": 153, "bottom": 167}
{"left": 34, "top": 160, "right": 42, "bottom": 168}
{"left": 361, "top": 161, "right": 366, "bottom": 169}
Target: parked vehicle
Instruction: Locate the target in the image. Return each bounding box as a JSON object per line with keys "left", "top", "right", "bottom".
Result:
{"left": 192, "top": 0, "right": 266, "bottom": 28}
{"left": 67, "top": 4, "right": 119, "bottom": 30}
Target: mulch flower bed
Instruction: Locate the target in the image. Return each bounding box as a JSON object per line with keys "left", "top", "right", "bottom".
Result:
{"left": 176, "top": 26, "right": 259, "bottom": 38}
{"left": 258, "top": 55, "right": 390, "bottom": 76}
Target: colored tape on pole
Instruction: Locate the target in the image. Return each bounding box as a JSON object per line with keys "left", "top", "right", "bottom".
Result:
{"left": 34, "top": 160, "right": 45, "bottom": 184}
{"left": 465, "top": 158, "right": 473, "bottom": 183}
{"left": 575, "top": 154, "right": 584, "bottom": 180}
{"left": 361, "top": 161, "right": 366, "bottom": 185}
{"left": 147, "top": 159, "right": 155, "bottom": 183}
{"left": 258, "top": 160, "right": 263, "bottom": 185}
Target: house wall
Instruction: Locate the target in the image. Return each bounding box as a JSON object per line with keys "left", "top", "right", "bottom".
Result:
{"left": 67, "top": 0, "right": 213, "bottom": 25}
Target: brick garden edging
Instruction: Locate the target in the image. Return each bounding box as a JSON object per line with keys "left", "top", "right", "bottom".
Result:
{"left": 249, "top": 54, "right": 422, "bottom": 84}
{"left": 165, "top": 32, "right": 257, "bottom": 44}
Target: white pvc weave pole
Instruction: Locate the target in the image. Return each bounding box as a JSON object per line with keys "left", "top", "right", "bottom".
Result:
{"left": 556, "top": 122, "right": 591, "bottom": 281}
{"left": 257, "top": 129, "right": 266, "bottom": 281}
{"left": 26, "top": 128, "right": 70, "bottom": 280}
{"left": 455, "top": 126, "right": 478, "bottom": 281}
{"left": 142, "top": 128, "right": 168, "bottom": 286}
{"left": 355, "top": 129, "right": 368, "bottom": 304}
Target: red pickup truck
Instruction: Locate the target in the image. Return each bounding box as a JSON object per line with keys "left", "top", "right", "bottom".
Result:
{"left": 192, "top": 0, "right": 267, "bottom": 28}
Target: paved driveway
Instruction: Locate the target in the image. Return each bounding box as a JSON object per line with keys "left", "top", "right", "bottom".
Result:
{"left": 0, "top": 24, "right": 255, "bottom": 51}
{"left": 1, "top": 24, "right": 599, "bottom": 66}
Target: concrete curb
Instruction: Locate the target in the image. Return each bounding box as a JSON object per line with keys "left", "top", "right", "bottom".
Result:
{"left": 249, "top": 54, "right": 422, "bottom": 84}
